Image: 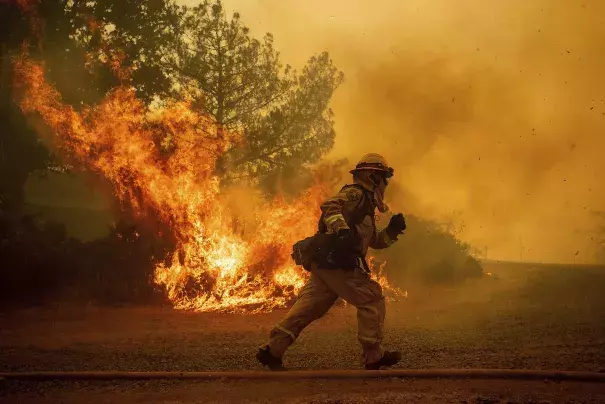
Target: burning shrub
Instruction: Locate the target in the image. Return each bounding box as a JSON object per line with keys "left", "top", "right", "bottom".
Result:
{"left": 12, "top": 56, "right": 332, "bottom": 312}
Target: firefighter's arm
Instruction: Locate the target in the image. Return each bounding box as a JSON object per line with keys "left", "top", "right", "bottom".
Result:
{"left": 370, "top": 227, "right": 398, "bottom": 249}
{"left": 320, "top": 187, "right": 363, "bottom": 233}
{"left": 370, "top": 213, "right": 406, "bottom": 249}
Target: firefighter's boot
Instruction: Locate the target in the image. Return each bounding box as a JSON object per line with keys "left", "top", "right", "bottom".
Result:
{"left": 365, "top": 350, "right": 401, "bottom": 370}
{"left": 256, "top": 346, "right": 286, "bottom": 371}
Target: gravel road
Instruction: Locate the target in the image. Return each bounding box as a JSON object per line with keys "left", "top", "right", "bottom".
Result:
{"left": 1, "top": 262, "right": 604, "bottom": 402}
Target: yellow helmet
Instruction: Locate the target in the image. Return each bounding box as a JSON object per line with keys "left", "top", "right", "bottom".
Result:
{"left": 349, "top": 153, "right": 394, "bottom": 177}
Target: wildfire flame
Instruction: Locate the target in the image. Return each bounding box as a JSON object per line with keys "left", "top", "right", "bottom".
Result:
{"left": 13, "top": 55, "right": 403, "bottom": 313}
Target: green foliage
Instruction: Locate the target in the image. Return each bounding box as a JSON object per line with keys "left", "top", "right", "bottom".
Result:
{"left": 0, "top": 0, "right": 181, "bottom": 215}
{"left": 63, "top": 0, "right": 179, "bottom": 104}
{"left": 35, "top": 0, "right": 117, "bottom": 106}
{"left": 163, "top": 1, "right": 344, "bottom": 183}
{"left": 7, "top": 0, "right": 343, "bottom": 195}
{"left": 167, "top": 3, "right": 290, "bottom": 126}
{"left": 224, "top": 52, "right": 342, "bottom": 182}
{"left": 39, "top": 0, "right": 343, "bottom": 185}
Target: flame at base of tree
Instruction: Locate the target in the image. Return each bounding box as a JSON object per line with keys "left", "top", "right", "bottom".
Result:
{"left": 13, "top": 55, "right": 403, "bottom": 313}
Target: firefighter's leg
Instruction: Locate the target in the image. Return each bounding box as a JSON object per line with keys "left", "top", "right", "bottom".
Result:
{"left": 264, "top": 271, "right": 338, "bottom": 358}
{"left": 314, "top": 267, "right": 386, "bottom": 365}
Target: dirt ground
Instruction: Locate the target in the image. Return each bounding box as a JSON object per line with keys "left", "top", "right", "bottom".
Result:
{"left": 1, "top": 262, "right": 605, "bottom": 402}
{"left": 2, "top": 379, "right": 605, "bottom": 404}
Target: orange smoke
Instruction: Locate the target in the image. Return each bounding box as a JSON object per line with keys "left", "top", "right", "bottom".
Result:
{"left": 13, "top": 55, "right": 401, "bottom": 312}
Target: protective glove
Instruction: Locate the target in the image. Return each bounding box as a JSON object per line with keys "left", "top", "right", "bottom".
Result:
{"left": 386, "top": 213, "right": 406, "bottom": 237}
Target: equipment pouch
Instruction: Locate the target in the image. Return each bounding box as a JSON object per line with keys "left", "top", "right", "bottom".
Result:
{"left": 291, "top": 233, "right": 358, "bottom": 271}
{"left": 291, "top": 236, "right": 316, "bottom": 271}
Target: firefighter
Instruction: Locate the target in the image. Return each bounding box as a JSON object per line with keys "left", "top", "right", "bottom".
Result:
{"left": 256, "top": 153, "right": 407, "bottom": 370}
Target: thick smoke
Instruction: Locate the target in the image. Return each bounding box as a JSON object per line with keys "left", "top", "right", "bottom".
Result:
{"left": 214, "top": 0, "right": 605, "bottom": 263}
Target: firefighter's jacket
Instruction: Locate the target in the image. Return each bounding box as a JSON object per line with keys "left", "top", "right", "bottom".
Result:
{"left": 319, "top": 181, "right": 397, "bottom": 257}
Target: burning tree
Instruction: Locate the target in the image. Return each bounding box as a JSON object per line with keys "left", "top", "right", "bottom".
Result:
{"left": 4, "top": 0, "right": 343, "bottom": 191}
{"left": 1, "top": 0, "right": 178, "bottom": 215}
{"left": 14, "top": 52, "right": 343, "bottom": 312}
{"left": 1, "top": 0, "right": 347, "bottom": 312}
{"left": 62, "top": 0, "right": 344, "bottom": 187}
{"left": 166, "top": 2, "right": 343, "bottom": 183}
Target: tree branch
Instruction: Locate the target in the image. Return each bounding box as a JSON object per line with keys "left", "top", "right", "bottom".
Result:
{"left": 222, "top": 87, "right": 289, "bottom": 125}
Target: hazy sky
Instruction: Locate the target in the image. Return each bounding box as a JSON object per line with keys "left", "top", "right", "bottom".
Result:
{"left": 179, "top": 0, "right": 605, "bottom": 263}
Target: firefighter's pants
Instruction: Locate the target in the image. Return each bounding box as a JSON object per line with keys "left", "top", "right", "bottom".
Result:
{"left": 265, "top": 265, "right": 386, "bottom": 364}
